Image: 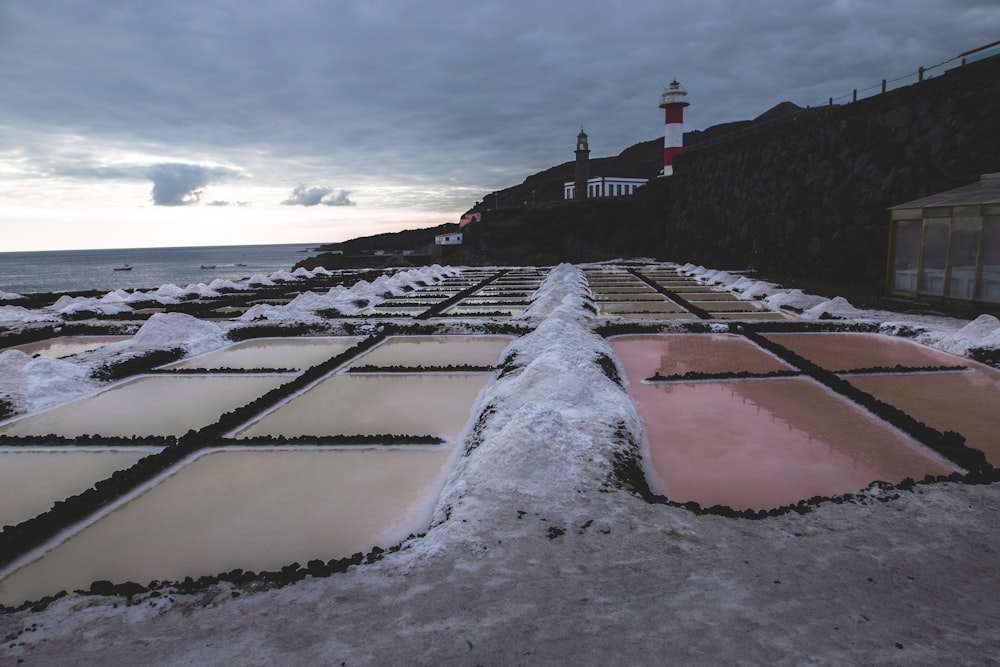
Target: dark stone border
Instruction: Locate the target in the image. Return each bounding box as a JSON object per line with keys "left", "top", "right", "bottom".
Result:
{"left": 151, "top": 367, "right": 299, "bottom": 375}
{"left": 645, "top": 369, "right": 802, "bottom": 382}
{"left": 89, "top": 348, "right": 186, "bottom": 381}
{"left": 345, "top": 365, "right": 497, "bottom": 373}
{"left": 627, "top": 269, "right": 713, "bottom": 319}
{"left": 416, "top": 270, "right": 508, "bottom": 319}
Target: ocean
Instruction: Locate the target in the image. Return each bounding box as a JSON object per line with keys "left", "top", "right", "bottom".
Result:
{"left": 0, "top": 243, "right": 322, "bottom": 295}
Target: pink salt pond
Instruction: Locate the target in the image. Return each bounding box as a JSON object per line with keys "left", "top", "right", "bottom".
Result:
{"left": 610, "top": 335, "right": 960, "bottom": 510}
{"left": 612, "top": 333, "right": 794, "bottom": 379}
{"left": 763, "top": 332, "right": 965, "bottom": 371}
{"left": 848, "top": 369, "right": 1000, "bottom": 467}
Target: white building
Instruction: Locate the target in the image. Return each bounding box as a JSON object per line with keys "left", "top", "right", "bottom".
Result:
{"left": 435, "top": 232, "right": 463, "bottom": 246}
{"left": 563, "top": 176, "right": 648, "bottom": 200}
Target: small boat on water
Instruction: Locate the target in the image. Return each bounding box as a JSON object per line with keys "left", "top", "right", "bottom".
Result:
{"left": 201, "top": 264, "right": 217, "bottom": 269}
{"left": 113, "top": 264, "right": 133, "bottom": 272}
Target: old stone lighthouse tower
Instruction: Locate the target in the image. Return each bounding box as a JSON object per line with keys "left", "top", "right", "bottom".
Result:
{"left": 574, "top": 129, "right": 590, "bottom": 201}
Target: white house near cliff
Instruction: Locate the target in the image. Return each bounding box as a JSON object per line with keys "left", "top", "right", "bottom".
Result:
{"left": 435, "top": 232, "right": 463, "bottom": 246}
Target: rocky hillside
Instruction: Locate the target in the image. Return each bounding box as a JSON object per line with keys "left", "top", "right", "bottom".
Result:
{"left": 478, "top": 101, "right": 816, "bottom": 210}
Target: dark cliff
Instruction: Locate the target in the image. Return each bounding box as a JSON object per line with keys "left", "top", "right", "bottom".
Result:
{"left": 655, "top": 54, "right": 1000, "bottom": 293}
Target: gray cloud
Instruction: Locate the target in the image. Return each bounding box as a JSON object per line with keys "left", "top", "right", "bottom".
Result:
{"left": 282, "top": 185, "right": 356, "bottom": 207}
{"left": 1, "top": 0, "right": 999, "bottom": 211}
{"left": 146, "top": 163, "right": 239, "bottom": 206}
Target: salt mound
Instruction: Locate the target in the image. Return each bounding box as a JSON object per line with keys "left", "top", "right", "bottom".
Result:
{"left": 60, "top": 300, "right": 133, "bottom": 316}
{"left": 935, "top": 314, "right": 1000, "bottom": 356}
{"left": 248, "top": 274, "right": 276, "bottom": 286}
{"left": 0, "top": 305, "right": 58, "bottom": 323}
{"left": 0, "top": 349, "right": 98, "bottom": 414}
{"left": 126, "top": 312, "right": 227, "bottom": 356}
{"left": 764, "top": 289, "right": 828, "bottom": 312}
{"left": 208, "top": 278, "right": 245, "bottom": 291}
{"left": 521, "top": 264, "right": 593, "bottom": 320}
{"left": 270, "top": 270, "right": 297, "bottom": 282}
{"left": 48, "top": 295, "right": 82, "bottom": 310}
{"left": 0, "top": 290, "right": 24, "bottom": 301}
{"left": 801, "top": 296, "right": 861, "bottom": 320}
{"left": 150, "top": 284, "right": 187, "bottom": 299}
{"left": 239, "top": 303, "right": 324, "bottom": 323}
{"left": 433, "top": 288, "right": 640, "bottom": 508}
{"left": 730, "top": 277, "right": 777, "bottom": 299}
{"left": 183, "top": 283, "right": 221, "bottom": 298}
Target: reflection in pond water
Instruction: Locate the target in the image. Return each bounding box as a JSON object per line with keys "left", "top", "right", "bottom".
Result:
{"left": 0, "top": 447, "right": 454, "bottom": 605}
{"left": 0, "top": 449, "right": 153, "bottom": 526}
{"left": 611, "top": 334, "right": 794, "bottom": 378}
{"left": 632, "top": 378, "right": 958, "bottom": 510}
{"left": 236, "top": 373, "right": 492, "bottom": 438}
{"left": 10, "top": 336, "right": 132, "bottom": 358}
{"left": 764, "top": 332, "right": 964, "bottom": 371}
{"left": 0, "top": 375, "right": 288, "bottom": 437}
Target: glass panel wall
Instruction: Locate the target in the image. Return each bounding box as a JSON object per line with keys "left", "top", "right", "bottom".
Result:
{"left": 918, "top": 219, "right": 950, "bottom": 296}
{"left": 946, "top": 214, "right": 982, "bottom": 299}
{"left": 981, "top": 217, "right": 1000, "bottom": 303}
{"left": 889, "top": 205, "right": 1000, "bottom": 304}
{"left": 891, "top": 220, "right": 921, "bottom": 292}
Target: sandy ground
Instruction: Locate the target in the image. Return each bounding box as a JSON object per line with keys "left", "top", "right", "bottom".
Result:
{"left": 2, "top": 479, "right": 999, "bottom": 665}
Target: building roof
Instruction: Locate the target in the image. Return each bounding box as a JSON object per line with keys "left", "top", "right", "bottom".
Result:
{"left": 890, "top": 173, "right": 1000, "bottom": 209}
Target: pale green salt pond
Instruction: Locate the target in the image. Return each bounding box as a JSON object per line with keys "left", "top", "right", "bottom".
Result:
{"left": 0, "top": 375, "right": 289, "bottom": 437}
{"left": 346, "top": 336, "right": 511, "bottom": 368}
{"left": 236, "top": 373, "right": 492, "bottom": 438}
{"left": 166, "top": 337, "right": 362, "bottom": 370}
{"left": 599, "top": 300, "right": 685, "bottom": 314}
{"left": 0, "top": 446, "right": 454, "bottom": 606}
{"left": 0, "top": 449, "right": 154, "bottom": 527}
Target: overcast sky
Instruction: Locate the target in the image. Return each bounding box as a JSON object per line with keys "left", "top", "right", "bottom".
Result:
{"left": 1, "top": 0, "right": 998, "bottom": 251}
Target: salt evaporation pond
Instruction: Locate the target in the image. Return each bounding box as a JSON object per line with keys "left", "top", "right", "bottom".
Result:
{"left": 236, "top": 374, "right": 492, "bottom": 438}
{"left": 764, "top": 332, "right": 965, "bottom": 371}
{"left": 0, "top": 449, "right": 152, "bottom": 527}
{"left": 689, "top": 300, "right": 768, "bottom": 312}
{"left": 599, "top": 301, "right": 684, "bottom": 314}
{"left": 0, "top": 375, "right": 288, "bottom": 437}
{"left": 849, "top": 369, "right": 1000, "bottom": 466}
{"left": 346, "top": 335, "right": 512, "bottom": 368}
{"left": 0, "top": 447, "right": 453, "bottom": 606}
{"left": 707, "top": 311, "right": 789, "bottom": 321}
{"left": 167, "top": 337, "right": 362, "bottom": 370}
{"left": 611, "top": 335, "right": 959, "bottom": 509}
{"left": 607, "top": 311, "right": 697, "bottom": 320}
{"left": 675, "top": 292, "right": 739, "bottom": 301}
{"left": 613, "top": 334, "right": 794, "bottom": 377}
{"left": 442, "top": 305, "right": 522, "bottom": 316}
{"left": 9, "top": 336, "right": 131, "bottom": 358}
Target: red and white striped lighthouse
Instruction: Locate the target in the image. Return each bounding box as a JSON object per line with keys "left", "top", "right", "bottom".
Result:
{"left": 659, "top": 80, "right": 689, "bottom": 176}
